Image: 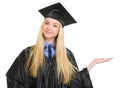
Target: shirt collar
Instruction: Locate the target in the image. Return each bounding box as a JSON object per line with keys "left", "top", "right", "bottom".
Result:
{"left": 45, "top": 41, "right": 54, "bottom": 46}
{"left": 44, "top": 41, "right": 55, "bottom": 49}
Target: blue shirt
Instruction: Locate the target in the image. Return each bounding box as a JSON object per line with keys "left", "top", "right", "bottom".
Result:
{"left": 44, "top": 42, "right": 55, "bottom": 59}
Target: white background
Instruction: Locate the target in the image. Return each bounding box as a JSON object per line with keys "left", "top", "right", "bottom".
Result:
{"left": 0, "top": 0, "right": 120, "bottom": 88}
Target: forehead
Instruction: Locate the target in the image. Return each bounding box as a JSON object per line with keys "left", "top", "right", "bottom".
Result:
{"left": 45, "top": 17, "right": 61, "bottom": 24}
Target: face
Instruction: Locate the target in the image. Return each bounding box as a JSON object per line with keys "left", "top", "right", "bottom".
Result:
{"left": 42, "top": 17, "right": 61, "bottom": 42}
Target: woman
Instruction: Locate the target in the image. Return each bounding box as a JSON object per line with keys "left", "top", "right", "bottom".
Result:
{"left": 6, "top": 2, "right": 112, "bottom": 88}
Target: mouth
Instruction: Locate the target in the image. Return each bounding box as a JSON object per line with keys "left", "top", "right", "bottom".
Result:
{"left": 45, "top": 30, "right": 52, "bottom": 34}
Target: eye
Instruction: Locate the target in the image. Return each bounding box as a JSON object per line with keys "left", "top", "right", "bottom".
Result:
{"left": 53, "top": 25, "right": 58, "bottom": 27}
{"left": 53, "top": 23, "right": 59, "bottom": 27}
{"left": 44, "top": 22, "right": 49, "bottom": 25}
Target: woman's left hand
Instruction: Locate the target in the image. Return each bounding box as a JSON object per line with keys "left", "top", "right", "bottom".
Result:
{"left": 87, "top": 57, "right": 113, "bottom": 71}
{"left": 92, "top": 57, "right": 113, "bottom": 64}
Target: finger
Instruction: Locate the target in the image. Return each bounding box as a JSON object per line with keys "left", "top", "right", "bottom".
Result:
{"left": 104, "top": 58, "right": 113, "bottom": 62}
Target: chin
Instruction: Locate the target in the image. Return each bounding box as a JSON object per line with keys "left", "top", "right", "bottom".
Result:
{"left": 44, "top": 35, "right": 51, "bottom": 38}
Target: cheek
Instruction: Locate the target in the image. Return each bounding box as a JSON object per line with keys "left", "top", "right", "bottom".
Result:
{"left": 42, "top": 30, "right": 45, "bottom": 36}
{"left": 54, "top": 29, "right": 59, "bottom": 36}
{"left": 42, "top": 26, "right": 46, "bottom": 34}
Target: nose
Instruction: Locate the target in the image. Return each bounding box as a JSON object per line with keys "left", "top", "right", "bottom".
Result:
{"left": 47, "top": 24, "right": 52, "bottom": 30}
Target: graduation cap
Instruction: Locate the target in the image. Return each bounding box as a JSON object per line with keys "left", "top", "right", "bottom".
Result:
{"left": 38, "top": 2, "right": 77, "bottom": 27}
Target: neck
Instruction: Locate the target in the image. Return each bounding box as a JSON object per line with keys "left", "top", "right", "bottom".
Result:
{"left": 45, "top": 39, "right": 55, "bottom": 44}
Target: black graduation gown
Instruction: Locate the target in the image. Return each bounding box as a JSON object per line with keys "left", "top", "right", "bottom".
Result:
{"left": 6, "top": 46, "right": 93, "bottom": 88}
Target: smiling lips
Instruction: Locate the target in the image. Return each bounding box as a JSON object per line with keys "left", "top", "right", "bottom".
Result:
{"left": 45, "top": 30, "right": 52, "bottom": 34}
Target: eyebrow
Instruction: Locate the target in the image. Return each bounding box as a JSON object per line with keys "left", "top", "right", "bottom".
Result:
{"left": 45, "top": 20, "right": 59, "bottom": 25}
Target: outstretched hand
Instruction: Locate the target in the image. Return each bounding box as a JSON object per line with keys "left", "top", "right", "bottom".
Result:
{"left": 92, "top": 57, "right": 113, "bottom": 64}
{"left": 87, "top": 57, "right": 113, "bottom": 71}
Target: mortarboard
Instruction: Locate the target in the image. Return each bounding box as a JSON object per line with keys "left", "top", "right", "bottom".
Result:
{"left": 38, "top": 2, "right": 77, "bottom": 27}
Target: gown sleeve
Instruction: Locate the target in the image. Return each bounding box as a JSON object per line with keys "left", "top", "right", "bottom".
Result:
{"left": 66, "top": 48, "right": 93, "bottom": 88}
{"left": 6, "top": 47, "right": 33, "bottom": 88}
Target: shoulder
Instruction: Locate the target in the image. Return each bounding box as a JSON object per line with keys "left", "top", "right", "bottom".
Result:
{"left": 17, "top": 45, "right": 33, "bottom": 59}
{"left": 66, "top": 48, "right": 79, "bottom": 67}
{"left": 6, "top": 46, "right": 33, "bottom": 81}
{"left": 22, "top": 46, "right": 33, "bottom": 54}
{"left": 6, "top": 46, "right": 33, "bottom": 74}
{"left": 66, "top": 48, "right": 75, "bottom": 57}
{"left": 66, "top": 48, "right": 73, "bottom": 54}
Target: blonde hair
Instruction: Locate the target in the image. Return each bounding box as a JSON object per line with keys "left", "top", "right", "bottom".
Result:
{"left": 25, "top": 20, "right": 77, "bottom": 84}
